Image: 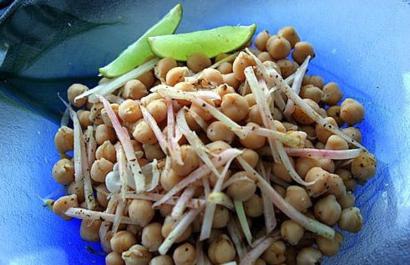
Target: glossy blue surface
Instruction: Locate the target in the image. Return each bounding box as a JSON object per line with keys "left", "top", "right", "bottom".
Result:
{"left": 0, "top": 0, "right": 410, "bottom": 264}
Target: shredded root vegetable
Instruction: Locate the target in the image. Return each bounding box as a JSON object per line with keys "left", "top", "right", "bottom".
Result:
{"left": 240, "top": 237, "right": 275, "bottom": 265}
{"left": 65, "top": 207, "right": 137, "bottom": 225}
{"left": 187, "top": 107, "right": 208, "bottom": 131}
{"left": 171, "top": 186, "right": 196, "bottom": 218}
{"left": 207, "top": 192, "right": 234, "bottom": 210}
{"left": 159, "top": 207, "right": 203, "bottom": 255}
{"left": 99, "top": 197, "right": 117, "bottom": 253}
{"left": 76, "top": 58, "right": 159, "bottom": 103}
{"left": 234, "top": 200, "right": 253, "bottom": 245}
{"left": 200, "top": 152, "right": 238, "bottom": 241}
{"left": 176, "top": 109, "right": 221, "bottom": 178}
{"left": 99, "top": 96, "right": 145, "bottom": 193}
{"left": 152, "top": 149, "right": 242, "bottom": 207}
{"left": 85, "top": 126, "right": 96, "bottom": 166}
{"left": 243, "top": 126, "right": 306, "bottom": 148}
{"left": 60, "top": 108, "right": 70, "bottom": 127}
{"left": 140, "top": 105, "right": 169, "bottom": 155}
{"left": 166, "top": 98, "right": 183, "bottom": 165}
{"left": 283, "top": 56, "right": 310, "bottom": 119}
{"left": 285, "top": 148, "right": 362, "bottom": 160}
{"left": 146, "top": 159, "right": 160, "bottom": 191}
{"left": 111, "top": 199, "right": 125, "bottom": 234}
{"left": 257, "top": 163, "right": 276, "bottom": 233}
{"left": 237, "top": 157, "right": 335, "bottom": 239}
{"left": 202, "top": 177, "right": 211, "bottom": 197}
{"left": 245, "top": 67, "right": 312, "bottom": 186}
{"left": 227, "top": 219, "right": 247, "bottom": 260}
{"left": 122, "top": 192, "right": 205, "bottom": 208}
{"left": 115, "top": 143, "right": 129, "bottom": 199}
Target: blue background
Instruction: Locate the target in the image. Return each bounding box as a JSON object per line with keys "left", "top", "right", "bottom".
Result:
{"left": 0, "top": 0, "right": 410, "bottom": 264}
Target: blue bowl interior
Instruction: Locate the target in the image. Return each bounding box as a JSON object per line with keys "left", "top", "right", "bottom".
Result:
{"left": 1, "top": 0, "right": 410, "bottom": 264}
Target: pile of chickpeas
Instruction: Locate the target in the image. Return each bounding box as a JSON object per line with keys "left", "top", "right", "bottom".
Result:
{"left": 51, "top": 25, "right": 376, "bottom": 265}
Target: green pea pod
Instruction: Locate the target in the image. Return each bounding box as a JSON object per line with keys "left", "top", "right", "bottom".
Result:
{"left": 148, "top": 24, "right": 256, "bottom": 61}
{"left": 99, "top": 4, "right": 182, "bottom": 77}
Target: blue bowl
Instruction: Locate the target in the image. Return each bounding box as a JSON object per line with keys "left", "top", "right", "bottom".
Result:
{"left": 1, "top": 0, "right": 409, "bottom": 264}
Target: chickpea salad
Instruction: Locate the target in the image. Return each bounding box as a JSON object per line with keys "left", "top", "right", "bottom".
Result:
{"left": 49, "top": 4, "right": 376, "bottom": 265}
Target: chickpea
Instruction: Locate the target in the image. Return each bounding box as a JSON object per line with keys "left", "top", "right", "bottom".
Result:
{"left": 208, "top": 234, "right": 236, "bottom": 264}
{"left": 257, "top": 51, "right": 273, "bottom": 62}
{"left": 96, "top": 184, "right": 109, "bottom": 208}
{"left": 327, "top": 106, "right": 343, "bottom": 126}
{"left": 80, "top": 219, "right": 101, "bottom": 242}
{"left": 68, "top": 181, "right": 85, "bottom": 202}
{"left": 295, "top": 157, "right": 334, "bottom": 178}
{"left": 141, "top": 92, "right": 162, "bottom": 106}
{"left": 221, "top": 93, "right": 249, "bottom": 122}
{"left": 285, "top": 186, "right": 312, "bottom": 213}
{"left": 316, "top": 232, "right": 343, "bottom": 256}
{"left": 166, "top": 67, "right": 189, "bottom": 86}
{"left": 90, "top": 102, "right": 104, "bottom": 125}
{"left": 190, "top": 99, "right": 215, "bottom": 121}
{"left": 106, "top": 252, "right": 125, "bottom": 265}
{"left": 141, "top": 223, "right": 163, "bottom": 252}
{"left": 101, "top": 103, "right": 120, "bottom": 127}
{"left": 342, "top": 127, "right": 362, "bottom": 147}
{"left": 223, "top": 73, "right": 241, "bottom": 89}
{"left": 267, "top": 35, "right": 291, "bottom": 60}
{"left": 215, "top": 85, "right": 236, "bottom": 103}
{"left": 304, "top": 167, "right": 330, "bottom": 197}
{"left": 315, "top": 117, "right": 338, "bottom": 143}
{"left": 248, "top": 105, "right": 263, "bottom": 125}
{"left": 299, "top": 85, "right": 323, "bottom": 103}
{"left": 243, "top": 94, "right": 256, "bottom": 107}
{"left": 54, "top": 126, "right": 74, "bottom": 153}
{"left": 96, "top": 140, "right": 117, "bottom": 163}
{"left": 262, "top": 240, "right": 286, "bottom": 265}
{"left": 122, "top": 244, "right": 152, "bottom": 265}
{"left": 273, "top": 158, "right": 295, "bottom": 182}
{"left": 202, "top": 68, "right": 223, "bottom": 85}
{"left": 255, "top": 30, "right": 270, "bottom": 51}
{"left": 206, "top": 141, "right": 231, "bottom": 155}
{"left": 91, "top": 158, "right": 114, "bottom": 182}
{"left": 299, "top": 125, "right": 315, "bottom": 140}
{"left": 52, "top": 194, "right": 78, "bottom": 220}
{"left": 327, "top": 173, "right": 347, "bottom": 198}
{"left": 160, "top": 169, "right": 184, "bottom": 191}
{"left": 171, "top": 145, "right": 199, "bottom": 176}
{"left": 136, "top": 70, "right": 155, "bottom": 88}
{"left": 240, "top": 122, "right": 266, "bottom": 149}
{"left": 128, "top": 200, "right": 155, "bottom": 226}
{"left": 183, "top": 111, "right": 201, "bottom": 131}
{"left": 150, "top": 255, "right": 174, "bottom": 265}
{"left": 162, "top": 216, "right": 192, "bottom": 243}
{"left": 292, "top": 42, "right": 315, "bottom": 64}
{"left": 213, "top": 205, "right": 230, "bottom": 228}
{"left": 186, "top": 53, "right": 211, "bottom": 73}
{"left": 143, "top": 143, "right": 165, "bottom": 161}
{"left": 133, "top": 120, "right": 157, "bottom": 144}
{"left": 276, "top": 59, "right": 298, "bottom": 78}
{"left": 321, "top": 82, "right": 342, "bottom": 105}
{"left": 118, "top": 100, "right": 142, "bottom": 123}
{"left": 96, "top": 124, "right": 117, "bottom": 145}
{"left": 296, "top": 247, "right": 322, "bottom": 265}
{"left": 233, "top": 52, "right": 255, "bottom": 81}
{"left": 155, "top": 58, "right": 178, "bottom": 79}
{"left": 145, "top": 100, "right": 167, "bottom": 124}
{"left": 307, "top": 75, "right": 324, "bottom": 88}
{"left": 159, "top": 204, "right": 173, "bottom": 217}
{"left": 217, "top": 62, "right": 233, "bottom": 74}
{"left": 52, "top": 158, "right": 74, "bottom": 185}
{"left": 325, "top": 135, "right": 348, "bottom": 150}
{"left": 239, "top": 148, "right": 259, "bottom": 168}
{"left": 227, "top": 171, "right": 256, "bottom": 201}
{"left": 292, "top": 99, "right": 319, "bottom": 125}
{"left": 340, "top": 98, "right": 365, "bottom": 125}
{"left": 314, "top": 195, "right": 342, "bottom": 225}
{"left": 77, "top": 110, "right": 91, "bottom": 129}
{"left": 255, "top": 259, "right": 267, "bottom": 265}
{"left": 338, "top": 191, "right": 355, "bottom": 210}
{"left": 244, "top": 194, "right": 263, "bottom": 217}
{"left": 67, "top": 83, "right": 88, "bottom": 107}
{"left": 277, "top": 26, "right": 300, "bottom": 48}
{"left": 123, "top": 79, "right": 148, "bottom": 100}
{"left": 206, "top": 121, "right": 234, "bottom": 144}
{"left": 173, "top": 243, "right": 196, "bottom": 265}
{"left": 338, "top": 207, "right": 363, "bottom": 233}
{"left": 351, "top": 152, "right": 376, "bottom": 183}
{"left": 281, "top": 220, "right": 304, "bottom": 246}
